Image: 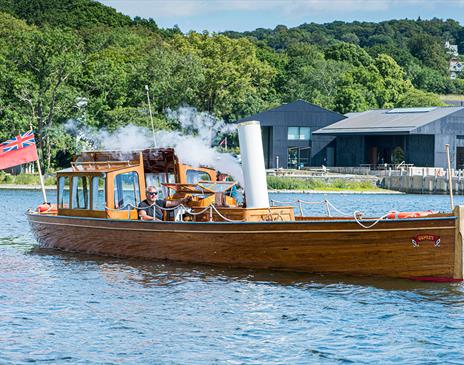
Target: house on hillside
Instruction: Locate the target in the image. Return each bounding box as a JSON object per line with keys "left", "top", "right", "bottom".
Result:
{"left": 445, "top": 42, "right": 462, "bottom": 79}
{"left": 314, "top": 106, "right": 464, "bottom": 169}
{"left": 237, "top": 100, "right": 345, "bottom": 169}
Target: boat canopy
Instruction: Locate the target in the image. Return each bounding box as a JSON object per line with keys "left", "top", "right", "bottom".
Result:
{"left": 76, "top": 148, "right": 177, "bottom": 173}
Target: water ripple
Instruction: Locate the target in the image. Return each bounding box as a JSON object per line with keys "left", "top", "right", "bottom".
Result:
{"left": 1, "top": 189, "right": 464, "bottom": 364}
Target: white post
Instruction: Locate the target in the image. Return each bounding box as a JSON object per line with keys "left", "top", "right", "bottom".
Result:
{"left": 446, "top": 144, "right": 454, "bottom": 210}
{"left": 238, "top": 121, "right": 269, "bottom": 209}
{"left": 36, "top": 159, "right": 48, "bottom": 203}
{"left": 145, "top": 85, "right": 157, "bottom": 148}
{"left": 29, "top": 125, "right": 47, "bottom": 203}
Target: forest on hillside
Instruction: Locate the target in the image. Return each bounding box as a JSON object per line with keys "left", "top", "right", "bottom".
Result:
{"left": 0, "top": 0, "right": 463, "bottom": 170}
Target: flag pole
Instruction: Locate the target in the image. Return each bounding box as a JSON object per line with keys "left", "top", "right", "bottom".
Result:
{"left": 36, "top": 157, "right": 48, "bottom": 203}
{"left": 29, "top": 126, "right": 48, "bottom": 203}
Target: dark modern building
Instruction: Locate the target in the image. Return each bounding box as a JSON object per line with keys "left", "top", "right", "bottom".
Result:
{"left": 237, "top": 100, "right": 346, "bottom": 169}
{"left": 314, "top": 106, "right": 464, "bottom": 169}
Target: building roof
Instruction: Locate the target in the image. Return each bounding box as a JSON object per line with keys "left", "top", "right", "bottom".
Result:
{"left": 314, "top": 106, "right": 464, "bottom": 135}
{"left": 236, "top": 99, "right": 345, "bottom": 123}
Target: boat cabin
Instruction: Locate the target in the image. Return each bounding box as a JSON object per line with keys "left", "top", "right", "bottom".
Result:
{"left": 55, "top": 148, "right": 220, "bottom": 220}
{"left": 51, "top": 147, "right": 294, "bottom": 223}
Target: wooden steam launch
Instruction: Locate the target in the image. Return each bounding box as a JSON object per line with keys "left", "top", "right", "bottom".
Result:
{"left": 27, "top": 122, "right": 464, "bottom": 281}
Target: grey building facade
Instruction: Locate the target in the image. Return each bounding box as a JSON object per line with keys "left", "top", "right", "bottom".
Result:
{"left": 315, "top": 107, "right": 464, "bottom": 169}
{"left": 238, "top": 100, "right": 346, "bottom": 169}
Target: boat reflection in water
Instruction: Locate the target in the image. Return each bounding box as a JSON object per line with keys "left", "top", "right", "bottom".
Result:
{"left": 27, "top": 121, "right": 464, "bottom": 282}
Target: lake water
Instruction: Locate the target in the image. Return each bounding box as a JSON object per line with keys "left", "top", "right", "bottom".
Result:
{"left": 1, "top": 189, "right": 464, "bottom": 364}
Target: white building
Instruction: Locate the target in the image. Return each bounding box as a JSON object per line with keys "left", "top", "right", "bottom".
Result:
{"left": 445, "top": 42, "right": 461, "bottom": 79}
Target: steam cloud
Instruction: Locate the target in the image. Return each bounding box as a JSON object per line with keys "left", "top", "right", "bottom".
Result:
{"left": 65, "top": 107, "right": 243, "bottom": 184}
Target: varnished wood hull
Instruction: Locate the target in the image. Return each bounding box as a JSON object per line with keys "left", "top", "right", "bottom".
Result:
{"left": 26, "top": 212, "right": 464, "bottom": 281}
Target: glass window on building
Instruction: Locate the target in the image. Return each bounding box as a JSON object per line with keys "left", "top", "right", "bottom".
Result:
{"left": 71, "top": 176, "right": 89, "bottom": 209}
{"left": 114, "top": 172, "right": 140, "bottom": 209}
{"left": 287, "top": 147, "right": 311, "bottom": 169}
{"left": 57, "top": 176, "right": 70, "bottom": 208}
{"left": 288, "top": 127, "right": 311, "bottom": 140}
{"left": 91, "top": 175, "right": 106, "bottom": 210}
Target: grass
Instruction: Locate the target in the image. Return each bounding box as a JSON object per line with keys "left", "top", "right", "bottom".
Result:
{"left": 439, "top": 94, "right": 464, "bottom": 101}
{"left": 0, "top": 171, "right": 56, "bottom": 186}
{"left": 267, "top": 176, "right": 380, "bottom": 191}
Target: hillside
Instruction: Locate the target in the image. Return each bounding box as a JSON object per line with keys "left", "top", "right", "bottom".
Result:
{"left": 0, "top": 0, "right": 132, "bottom": 28}
{"left": 224, "top": 18, "right": 464, "bottom": 95}
{"left": 0, "top": 0, "right": 462, "bottom": 171}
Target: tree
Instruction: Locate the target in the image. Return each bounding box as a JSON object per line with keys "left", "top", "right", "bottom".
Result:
{"left": 408, "top": 34, "right": 448, "bottom": 74}
{"left": 9, "top": 26, "right": 84, "bottom": 169}
{"left": 173, "top": 33, "right": 276, "bottom": 119}
{"left": 396, "top": 89, "right": 446, "bottom": 107}
{"left": 374, "top": 54, "right": 412, "bottom": 107}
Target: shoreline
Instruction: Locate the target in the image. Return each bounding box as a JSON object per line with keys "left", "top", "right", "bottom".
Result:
{"left": 269, "top": 189, "right": 404, "bottom": 194}
{"left": 0, "top": 184, "right": 402, "bottom": 194}
{"left": 0, "top": 184, "right": 56, "bottom": 190}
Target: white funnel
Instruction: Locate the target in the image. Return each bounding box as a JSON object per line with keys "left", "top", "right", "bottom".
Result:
{"left": 238, "top": 120, "right": 269, "bottom": 209}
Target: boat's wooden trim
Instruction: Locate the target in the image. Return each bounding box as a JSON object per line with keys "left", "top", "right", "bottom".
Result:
{"left": 27, "top": 211, "right": 456, "bottom": 225}
{"left": 28, "top": 217, "right": 455, "bottom": 234}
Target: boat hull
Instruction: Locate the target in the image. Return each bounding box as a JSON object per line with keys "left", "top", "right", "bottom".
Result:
{"left": 27, "top": 213, "right": 462, "bottom": 281}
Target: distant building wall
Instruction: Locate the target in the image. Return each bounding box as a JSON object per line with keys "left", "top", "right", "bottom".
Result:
{"left": 406, "top": 135, "right": 434, "bottom": 167}
{"left": 311, "top": 135, "right": 336, "bottom": 166}
{"left": 238, "top": 100, "right": 345, "bottom": 168}
{"left": 335, "top": 136, "right": 365, "bottom": 166}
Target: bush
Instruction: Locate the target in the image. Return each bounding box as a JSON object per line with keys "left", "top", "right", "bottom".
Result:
{"left": 267, "top": 176, "right": 377, "bottom": 191}
{"left": 0, "top": 173, "right": 56, "bottom": 186}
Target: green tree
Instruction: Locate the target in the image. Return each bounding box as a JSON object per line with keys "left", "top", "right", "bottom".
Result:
{"left": 7, "top": 26, "right": 84, "bottom": 169}
{"left": 408, "top": 33, "right": 448, "bottom": 74}
{"left": 396, "top": 89, "right": 446, "bottom": 107}
{"left": 325, "top": 42, "right": 374, "bottom": 67}
{"left": 174, "top": 33, "right": 276, "bottom": 119}
{"left": 374, "top": 54, "right": 412, "bottom": 107}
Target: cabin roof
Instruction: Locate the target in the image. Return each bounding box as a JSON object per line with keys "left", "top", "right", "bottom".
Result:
{"left": 76, "top": 148, "right": 177, "bottom": 173}
{"left": 57, "top": 161, "right": 139, "bottom": 174}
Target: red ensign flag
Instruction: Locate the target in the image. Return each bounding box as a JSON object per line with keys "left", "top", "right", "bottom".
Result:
{"left": 0, "top": 131, "right": 39, "bottom": 170}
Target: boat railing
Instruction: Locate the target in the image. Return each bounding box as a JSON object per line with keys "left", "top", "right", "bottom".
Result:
{"left": 105, "top": 202, "right": 250, "bottom": 223}
{"left": 270, "top": 199, "right": 352, "bottom": 217}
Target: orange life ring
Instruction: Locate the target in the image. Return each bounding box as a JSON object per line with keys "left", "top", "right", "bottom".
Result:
{"left": 36, "top": 203, "right": 57, "bottom": 213}
{"left": 386, "top": 210, "right": 435, "bottom": 219}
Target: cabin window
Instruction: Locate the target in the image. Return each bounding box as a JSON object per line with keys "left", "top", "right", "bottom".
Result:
{"left": 72, "top": 176, "right": 89, "bottom": 209}
{"left": 288, "top": 127, "right": 311, "bottom": 140}
{"left": 91, "top": 176, "right": 106, "bottom": 210}
{"left": 114, "top": 172, "right": 140, "bottom": 209}
{"left": 57, "top": 176, "right": 70, "bottom": 208}
{"left": 186, "top": 170, "right": 212, "bottom": 184}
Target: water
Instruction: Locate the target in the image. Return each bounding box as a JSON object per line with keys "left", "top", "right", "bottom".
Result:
{"left": 1, "top": 189, "right": 464, "bottom": 364}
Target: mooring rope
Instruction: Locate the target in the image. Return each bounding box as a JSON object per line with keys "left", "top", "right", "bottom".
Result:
{"left": 269, "top": 198, "right": 400, "bottom": 229}
{"left": 353, "top": 211, "right": 392, "bottom": 229}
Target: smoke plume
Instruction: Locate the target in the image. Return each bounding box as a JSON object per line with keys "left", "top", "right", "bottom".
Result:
{"left": 65, "top": 107, "right": 243, "bottom": 184}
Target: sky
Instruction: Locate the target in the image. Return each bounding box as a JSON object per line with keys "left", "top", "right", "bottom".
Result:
{"left": 97, "top": 0, "right": 464, "bottom": 33}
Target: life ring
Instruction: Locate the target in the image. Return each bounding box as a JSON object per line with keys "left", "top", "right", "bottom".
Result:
{"left": 386, "top": 210, "right": 435, "bottom": 219}
{"left": 36, "top": 203, "right": 57, "bottom": 213}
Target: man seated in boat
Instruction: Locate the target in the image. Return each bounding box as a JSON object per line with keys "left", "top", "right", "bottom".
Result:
{"left": 138, "top": 186, "right": 190, "bottom": 221}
